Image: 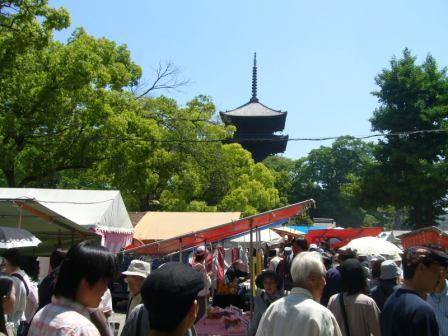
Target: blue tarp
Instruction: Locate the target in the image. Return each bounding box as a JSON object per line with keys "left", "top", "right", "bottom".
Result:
{"left": 290, "top": 225, "right": 328, "bottom": 234}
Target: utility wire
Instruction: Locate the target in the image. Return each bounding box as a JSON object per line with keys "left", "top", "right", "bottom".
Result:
{"left": 91, "top": 128, "right": 448, "bottom": 144}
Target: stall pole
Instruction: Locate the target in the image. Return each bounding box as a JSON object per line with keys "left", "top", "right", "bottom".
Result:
{"left": 249, "top": 219, "right": 254, "bottom": 314}
{"left": 179, "top": 238, "right": 183, "bottom": 262}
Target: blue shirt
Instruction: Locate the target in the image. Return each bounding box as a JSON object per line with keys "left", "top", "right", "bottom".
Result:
{"left": 427, "top": 280, "right": 448, "bottom": 336}
{"left": 381, "top": 288, "right": 439, "bottom": 336}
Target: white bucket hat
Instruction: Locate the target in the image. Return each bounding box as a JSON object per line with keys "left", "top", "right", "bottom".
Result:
{"left": 122, "top": 260, "right": 151, "bottom": 278}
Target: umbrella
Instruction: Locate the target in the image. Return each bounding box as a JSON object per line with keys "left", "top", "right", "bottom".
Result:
{"left": 0, "top": 226, "right": 41, "bottom": 249}
{"left": 271, "top": 226, "right": 305, "bottom": 238}
{"left": 339, "top": 236, "right": 402, "bottom": 258}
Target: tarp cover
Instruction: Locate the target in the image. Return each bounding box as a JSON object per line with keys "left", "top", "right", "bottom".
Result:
{"left": 227, "top": 228, "right": 282, "bottom": 247}
{"left": 0, "top": 188, "right": 133, "bottom": 234}
{"left": 306, "top": 227, "right": 384, "bottom": 249}
{"left": 134, "top": 212, "right": 241, "bottom": 243}
{"left": 126, "top": 200, "right": 315, "bottom": 255}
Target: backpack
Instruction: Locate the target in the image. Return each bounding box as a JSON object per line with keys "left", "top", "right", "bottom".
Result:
{"left": 12, "top": 272, "right": 39, "bottom": 321}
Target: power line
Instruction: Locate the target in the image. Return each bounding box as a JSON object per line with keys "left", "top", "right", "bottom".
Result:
{"left": 92, "top": 128, "right": 448, "bottom": 144}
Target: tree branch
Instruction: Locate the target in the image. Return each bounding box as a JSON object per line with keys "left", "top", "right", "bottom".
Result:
{"left": 134, "top": 61, "right": 189, "bottom": 100}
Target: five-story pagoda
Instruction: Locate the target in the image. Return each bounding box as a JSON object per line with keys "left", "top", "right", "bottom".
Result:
{"left": 220, "top": 54, "right": 288, "bottom": 162}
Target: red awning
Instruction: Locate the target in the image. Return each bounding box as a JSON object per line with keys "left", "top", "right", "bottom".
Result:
{"left": 306, "top": 227, "right": 384, "bottom": 249}
{"left": 125, "top": 200, "right": 315, "bottom": 255}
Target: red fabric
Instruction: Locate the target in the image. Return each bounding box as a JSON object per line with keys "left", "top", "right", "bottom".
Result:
{"left": 400, "top": 227, "right": 448, "bottom": 249}
{"left": 306, "top": 228, "right": 383, "bottom": 249}
{"left": 206, "top": 251, "right": 213, "bottom": 272}
{"left": 217, "top": 246, "right": 225, "bottom": 281}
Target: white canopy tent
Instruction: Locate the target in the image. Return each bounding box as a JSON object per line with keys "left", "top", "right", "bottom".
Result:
{"left": 226, "top": 228, "right": 282, "bottom": 247}
{"left": 0, "top": 188, "right": 133, "bottom": 253}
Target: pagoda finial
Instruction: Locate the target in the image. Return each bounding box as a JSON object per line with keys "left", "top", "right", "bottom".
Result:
{"left": 250, "top": 52, "right": 259, "bottom": 103}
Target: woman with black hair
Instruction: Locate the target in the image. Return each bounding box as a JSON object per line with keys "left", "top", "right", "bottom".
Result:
{"left": 249, "top": 270, "right": 284, "bottom": 336}
{"left": 0, "top": 276, "right": 16, "bottom": 336}
{"left": 327, "top": 258, "right": 381, "bottom": 336}
{"left": 28, "top": 241, "right": 118, "bottom": 336}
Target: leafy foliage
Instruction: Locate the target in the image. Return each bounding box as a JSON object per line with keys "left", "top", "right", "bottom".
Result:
{"left": 357, "top": 49, "right": 448, "bottom": 229}
{"left": 0, "top": 1, "right": 281, "bottom": 216}
{"left": 289, "top": 137, "right": 376, "bottom": 227}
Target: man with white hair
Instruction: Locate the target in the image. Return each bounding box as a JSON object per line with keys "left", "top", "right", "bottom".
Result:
{"left": 256, "top": 252, "right": 341, "bottom": 336}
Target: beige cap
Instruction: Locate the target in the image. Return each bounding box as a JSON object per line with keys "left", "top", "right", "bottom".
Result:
{"left": 122, "top": 259, "right": 151, "bottom": 278}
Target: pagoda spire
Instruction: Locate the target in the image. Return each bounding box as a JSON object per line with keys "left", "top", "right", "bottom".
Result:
{"left": 250, "top": 52, "right": 259, "bottom": 103}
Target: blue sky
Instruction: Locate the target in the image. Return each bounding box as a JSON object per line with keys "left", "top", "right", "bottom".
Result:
{"left": 49, "top": 0, "right": 448, "bottom": 159}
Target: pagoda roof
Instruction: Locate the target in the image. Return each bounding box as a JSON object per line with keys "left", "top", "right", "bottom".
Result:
{"left": 221, "top": 101, "right": 286, "bottom": 118}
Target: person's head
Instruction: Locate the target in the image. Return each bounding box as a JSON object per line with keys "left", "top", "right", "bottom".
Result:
{"left": 309, "top": 244, "right": 318, "bottom": 252}
{"left": 0, "top": 276, "right": 15, "bottom": 315}
{"left": 255, "top": 271, "right": 282, "bottom": 296}
{"left": 122, "top": 259, "right": 151, "bottom": 295}
{"left": 0, "top": 276, "right": 15, "bottom": 334}
{"left": 291, "top": 251, "right": 326, "bottom": 300}
{"left": 370, "top": 257, "right": 385, "bottom": 279}
{"left": 322, "top": 253, "right": 333, "bottom": 270}
{"left": 141, "top": 262, "right": 204, "bottom": 334}
{"left": 2, "top": 248, "right": 21, "bottom": 274}
{"left": 402, "top": 246, "right": 448, "bottom": 295}
{"left": 49, "top": 249, "right": 67, "bottom": 270}
{"left": 291, "top": 238, "right": 309, "bottom": 255}
{"left": 54, "top": 241, "right": 118, "bottom": 308}
{"left": 268, "top": 249, "right": 277, "bottom": 259}
{"left": 337, "top": 248, "right": 357, "bottom": 263}
{"left": 340, "top": 258, "right": 368, "bottom": 295}
{"left": 233, "top": 259, "right": 246, "bottom": 272}
{"left": 380, "top": 260, "right": 401, "bottom": 283}
{"left": 194, "top": 246, "right": 206, "bottom": 263}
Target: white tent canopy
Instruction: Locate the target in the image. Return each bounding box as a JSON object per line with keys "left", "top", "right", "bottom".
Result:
{"left": 0, "top": 188, "right": 133, "bottom": 253}
{"left": 226, "top": 228, "right": 282, "bottom": 247}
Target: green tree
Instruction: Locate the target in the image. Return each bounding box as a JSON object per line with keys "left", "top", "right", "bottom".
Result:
{"left": 357, "top": 49, "right": 448, "bottom": 229}
{"left": 0, "top": 1, "right": 148, "bottom": 188}
{"left": 0, "top": 1, "right": 281, "bottom": 216}
{"left": 262, "top": 156, "right": 295, "bottom": 206}
{"left": 290, "top": 136, "right": 375, "bottom": 227}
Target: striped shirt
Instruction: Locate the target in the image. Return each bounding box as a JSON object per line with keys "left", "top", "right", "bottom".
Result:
{"left": 427, "top": 280, "right": 448, "bottom": 336}
{"left": 28, "top": 297, "right": 99, "bottom": 336}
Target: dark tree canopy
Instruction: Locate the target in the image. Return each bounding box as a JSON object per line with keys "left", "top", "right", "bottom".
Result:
{"left": 357, "top": 49, "right": 448, "bottom": 229}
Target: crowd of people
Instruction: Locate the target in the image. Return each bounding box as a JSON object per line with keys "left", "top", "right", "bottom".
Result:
{"left": 0, "top": 237, "right": 448, "bottom": 336}
{"left": 250, "top": 237, "right": 448, "bottom": 336}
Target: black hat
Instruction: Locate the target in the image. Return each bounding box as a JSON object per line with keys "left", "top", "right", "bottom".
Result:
{"left": 255, "top": 270, "right": 283, "bottom": 290}
{"left": 403, "top": 246, "right": 448, "bottom": 267}
{"left": 141, "top": 262, "right": 204, "bottom": 332}
{"left": 340, "top": 258, "right": 367, "bottom": 291}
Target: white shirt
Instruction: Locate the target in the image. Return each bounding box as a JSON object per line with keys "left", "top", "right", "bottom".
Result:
{"left": 268, "top": 256, "right": 282, "bottom": 272}
{"left": 9, "top": 275, "right": 27, "bottom": 325}
{"left": 99, "top": 289, "right": 113, "bottom": 314}
{"left": 256, "top": 287, "right": 342, "bottom": 336}
{"left": 192, "top": 261, "right": 211, "bottom": 297}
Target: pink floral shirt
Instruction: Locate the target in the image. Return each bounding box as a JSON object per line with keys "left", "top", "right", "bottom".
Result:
{"left": 28, "top": 297, "right": 99, "bottom": 336}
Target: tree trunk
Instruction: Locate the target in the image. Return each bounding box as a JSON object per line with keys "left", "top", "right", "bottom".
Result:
{"left": 3, "top": 169, "right": 16, "bottom": 187}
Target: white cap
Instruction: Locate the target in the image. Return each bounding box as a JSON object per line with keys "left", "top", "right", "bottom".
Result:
{"left": 122, "top": 260, "right": 151, "bottom": 278}
{"left": 195, "top": 245, "right": 206, "bottom": 256}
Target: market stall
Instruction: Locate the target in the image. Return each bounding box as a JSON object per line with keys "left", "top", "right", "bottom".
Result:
{"left": 126, "top": 200, "right": 315, "bottom": 336}
{"left": 0, "top": 188, "right": 134, "bottom": 253}
{"left": 398, "top": 226, "right": 448, "bottom": 249}
{"left": 133, "top": 211, "right": 241, "bottom": 245}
